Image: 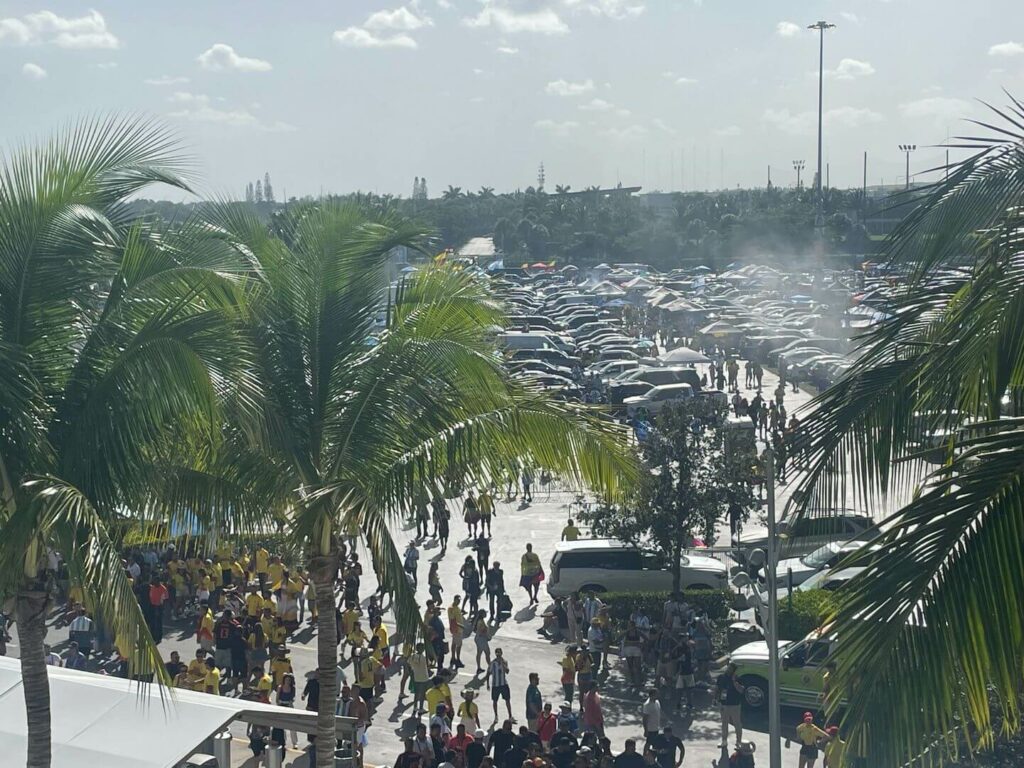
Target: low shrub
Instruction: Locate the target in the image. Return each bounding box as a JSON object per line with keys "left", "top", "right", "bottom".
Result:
{"left": 777, "top": 589, "right": 837, "bottom": 640}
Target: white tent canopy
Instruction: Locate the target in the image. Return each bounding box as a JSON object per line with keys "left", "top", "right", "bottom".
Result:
{"left": 0, "top": 657, "right": 353, "bottom": 768}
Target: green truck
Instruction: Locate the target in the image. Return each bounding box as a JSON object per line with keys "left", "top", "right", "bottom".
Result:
{"left": 729, "top": 628, "right": 835, "bottom": 710}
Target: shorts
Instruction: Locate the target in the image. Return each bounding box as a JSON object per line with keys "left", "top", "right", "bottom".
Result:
{"left": 413, "top": 680, "right": 429, "bottom": 697}
{"left": 623, "top": 646, "right": 642, "bottom": 658}
{"left": 249, "top": 738, "right": 266, "bottom": 756}
{"left": 519, "top": 575, "right": 535, "bottom": 589}
{"left": 214, "top": 648, "right": 231, "bottom": 669}
{"left": 800, "top": 744, "right": 819, "bottom": 759}
{"left": 491, "top": 684, "right": 510, "bottom": 702}
{"left": 676, "top": 674, "right": 696, "bottom": 689}
{"left": 475, "top": 636, "right": 489, "bottom": 650}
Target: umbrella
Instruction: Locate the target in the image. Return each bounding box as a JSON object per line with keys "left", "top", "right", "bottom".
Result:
{"left": 661, "top": 346, "right": 711, "bottom": 364}
{"left": 691, "top": 265, "right": 713, "bottom": 273}
{"left": 698, "top": 321, "right": 741, "bottom": 338}
{"left": 400, "top": 265, "right": 418, "bottom": 274}
{"left": 530, "top": 262, "right": 551, "bottom": 270}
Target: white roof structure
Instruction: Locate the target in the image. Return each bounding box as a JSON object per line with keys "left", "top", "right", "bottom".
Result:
{"left": 457, "top": 237, "right": 496, "bottom": 258}
{"left": 0, "top": 657, "right": 352, "bottom": 768}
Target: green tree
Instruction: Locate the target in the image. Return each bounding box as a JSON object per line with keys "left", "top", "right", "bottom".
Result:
{"left": 582, "top": 398, "right": 755, "bottom": 591}
{"left": 0, "top": 118, "right": 246, "bottom": 768}
{"left": 189, "top": 201, "right": 638, "bottom": 768}
{"left": 794, "top": 96, "right": 1024, "bottom": 766}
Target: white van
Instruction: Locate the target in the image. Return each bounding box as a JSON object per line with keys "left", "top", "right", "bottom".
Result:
{"left": 547, "top": 539, "right": 729, "bottom": 597}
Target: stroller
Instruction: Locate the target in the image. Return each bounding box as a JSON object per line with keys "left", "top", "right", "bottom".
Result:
{"left": 712, "top": 741, "right": 755, "bottom": 768}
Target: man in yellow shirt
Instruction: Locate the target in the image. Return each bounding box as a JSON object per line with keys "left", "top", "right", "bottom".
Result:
{"left": 197, "top": 605, "right": 215, "bottom": 652}
{"left": 203, "top": 658, "right": 221, "bottom": 695}
{"left": 424, "top": 673, "right": 453, "bottom": 716}
{"left": 251, "top": 665, "right": 273, "bottom": 703}
{"left": 270, "top": 651, "right": 292, "bottom": 689}
{"left": 267, "top": 556, "right": 285, "bottom": 591}
{"left": 187, "top": 650, "right": 207, "bottom": 689}
{"left": 448, "top": 597, "right": 465, "bottom": 669}
{"left": 354, "top": 649, "right": 380, "bottom": 706}
{"left": 245, "top": 588, "right": 264, "bottom": 619}
{"left": 252, "top": 545, "right": 270, "bottom": 590}
{"left": 261, "top": 590, "right": 278, "bottom": 616}
{"left": 477, "top": 488, "right": 495, "bottom": 536}
{"left": 347, "top": 621, "right": 368, "bottom": 662}
{"left": 561, "top": 519, "right": 581, "bottom": 541}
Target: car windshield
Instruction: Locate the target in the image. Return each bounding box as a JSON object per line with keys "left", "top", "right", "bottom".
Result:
{"left": 800, "top": 542, "right": 843, "bottom": 569}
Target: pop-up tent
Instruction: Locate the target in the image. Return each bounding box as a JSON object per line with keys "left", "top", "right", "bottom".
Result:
{"left": 0, "top": 657, "right": 354, "bottom": 768}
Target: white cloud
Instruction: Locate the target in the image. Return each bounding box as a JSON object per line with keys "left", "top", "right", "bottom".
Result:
{"left": 437, "top": 0, "right": 453, "bottom": 8}
{"left": 0, "top": 10, "right": 118, "bottom": 49}
{"left": 545, "top": 78, "right": 595, "bottom": 96}
{"left": 616, "top": 108, "right": 631, "bottom": 117}
{"left": 839, "top": 11, "right": 860, "bottom": 24}
{"left": 145, "top": 75, "right": 190, "bottom": 86}
{"left": 988, "top": 41, "right": 1024, "bottom": 57}
{"left": 763, "top": 106, "right": 883, "bottom": 135}
{"left": 463, "top": 6, "right": 569, "bottom": 35}
{"left": 603, "top": 124, "right": 648, "bottom": 141}
{"left": 534, "top": 119, "right": 578, "bottom": 138}
{"left": 652, "top": 117, "right": 676, "bottom": 134}
{"left": 198, "top": 43, "right": 272, "bottom": 72}
{"left": 496, "top": 45, "right": 519, "bottom": 54}
{"left": 565, "top": 0, "right": 645, "bottom": 19}
{"left": 824, "top": 58, "right": 875, "bottom": 80}
{"left": 22, "top": 62, "right": 46, "bottom": 80}
{"left": 899, "top": 97, "right": 972, "bottom": 121}
{"left": 776, "top": 21, "right": 801, "bottom": 38}
{"left": 334, "top": 26, "right": 418, "bottom": 49}
{"left": 365, "top": 5, "right": 433, "bottom": 31}
{"left": 167, "top": 92, "right": 295, "bottom": 132}
{"left": 674, "top": 76, "right": 697, "bottom": 85}
{"left": 96, "top": 61, "right": 117, "bottom": 70}
{"left": 579, "top": 98, "right": 614, "bottom": 111}
{"left": 716, "top": 125, "right": 742, "bottom": 137}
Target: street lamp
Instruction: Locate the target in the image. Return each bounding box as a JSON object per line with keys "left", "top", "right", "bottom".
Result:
{"left": 792, "top": 160, "right": 805, "bottom": 189}
{"left": 898, "top": 143, "right": 917, "bottom": 190}
{"left": 808, "top": 21, "right": 835, "bottom": 226}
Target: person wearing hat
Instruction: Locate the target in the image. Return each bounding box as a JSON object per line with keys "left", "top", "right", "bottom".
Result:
{"left": 466, "top": 729, "right": 488, "bottom": 768}
{"left": 823, "top": 726, "right": 845, "bottom": 767}
{"left": 795, "top": 712, "right": 830, "bottom": 768}
{"left": 556, "top": 701, "right": 578, "bottom": 733}
{"left": 458, "top": 689, "right": 481, "bottom": 731}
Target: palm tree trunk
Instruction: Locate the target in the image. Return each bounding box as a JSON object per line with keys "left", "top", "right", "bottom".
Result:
{"left": 16, "top": 587, "right": 52, "bottom": 768}
{"left": 311, "top": 551, "right": 339, "bottom": 768}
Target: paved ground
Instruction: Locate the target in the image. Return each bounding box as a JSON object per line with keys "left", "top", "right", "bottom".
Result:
{"left": 6, "top": 362, "right": 899, "bottom": 767}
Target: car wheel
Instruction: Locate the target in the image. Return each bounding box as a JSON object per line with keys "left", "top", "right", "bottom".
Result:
{"left": 739, "top": 676, "right": 768, "bottom": 709}
{"left": 580, "top": 584, "right": 606, "bottom": 594}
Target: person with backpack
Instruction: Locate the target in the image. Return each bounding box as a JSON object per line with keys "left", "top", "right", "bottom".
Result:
{"left": 404, "top": 541, "right": 420, "bottom": 587}
{"left": 485, "top": 561, "right": 506, "bottom": 617}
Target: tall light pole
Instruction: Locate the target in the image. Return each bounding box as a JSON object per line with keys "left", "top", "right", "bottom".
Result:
{"left": 792, "top": 160, "right": 805, "bottom": 189}
{"left": 764, "top": 450, "right": 782, "bottom": 768}
{"left": 808, "top": 21, "right": 835, "bottom": 226}
{"left": 898, "top": 143, "right": 917, "bottom": 190}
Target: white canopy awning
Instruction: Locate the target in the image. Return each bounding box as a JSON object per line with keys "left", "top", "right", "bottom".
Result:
{"left": 0, "top": 657, "right": 353, "bottom": 768}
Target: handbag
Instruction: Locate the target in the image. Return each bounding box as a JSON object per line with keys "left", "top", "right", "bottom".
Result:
{"left": 533, "top": 569, "right": 546, "bottom": 585}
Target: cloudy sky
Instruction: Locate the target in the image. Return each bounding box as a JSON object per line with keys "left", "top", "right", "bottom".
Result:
{"left": 3, "top": 1, "right": 1023, "bottom": 199}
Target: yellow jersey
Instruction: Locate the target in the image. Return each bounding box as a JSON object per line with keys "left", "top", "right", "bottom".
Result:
{"left": 204, "top": 667, "right": 221, "bottom": 695}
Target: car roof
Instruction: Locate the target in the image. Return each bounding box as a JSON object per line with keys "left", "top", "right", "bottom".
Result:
{"left": 554, "top": 538, "right": 633, "bottom": 553}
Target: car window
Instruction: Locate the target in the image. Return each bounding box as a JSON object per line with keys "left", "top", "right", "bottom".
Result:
{"left": 601, "top": 550, "right": 642, "bottom": 570}
{"left": 805, "top": 641, "right": 831, "bottom": 667}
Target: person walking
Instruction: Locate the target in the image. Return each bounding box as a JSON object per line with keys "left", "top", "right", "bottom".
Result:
{"left": 448, "top": 596, "right": 465, "bottom": 669}
{"left": 581, "top": 682, "right": 605, "bottom": 738}
{"left": 473, "top": 611, "right": 492, "bottom": 673}
{"left": 432, "top": 495, "right": 450, "bottom": 554}
{"left": 487, "top": 647, "right": 513, "bottom": 723}
{"left": 525, "top": 671, "right": 543, "bottom": 731}
{"left": 641, "top": 688, "right": 662, "bottom": 741}
{"left": 795, "top": 712, "right": 831, "bottom": 768}
{"left": 485, "top": 561, "right": 505, "bottom": 617}
{"left": 463, "top": 490, "right": 480, "bottom": 539}
{"left": 428, "top": 562, "right": 443, "bottom": 604}
{"left": 475, "top": 532, "right": 491, "bottom": 573}
{"left": 716, "top": 662, "right": 745, "bottom": 749}
{"left": 404, "top": 541, "right": 420, "bottom": 587}
{"left": 744, "top": 360, "right": 753, "bottom": 389}
{"left": 519, "top": 544, "right": 542, "bottom": 605}
{"left": 521, "top": 466, "right": 534, "bottom": 503}
{"left": 478, "top": 488, "right": 495, "bottom": 537}
{"left": 461, "top": 558, "right": 482, "bottom": 615}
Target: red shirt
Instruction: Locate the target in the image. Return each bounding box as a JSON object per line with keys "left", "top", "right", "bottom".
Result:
{"left": 448, "top": 734, "right": 474, "bottom": 754}
{"left": 149, "top": 584, "right": 169, "bottom": 607}
{"left": 538, "top": 713, "right": 558, "bottom": 742}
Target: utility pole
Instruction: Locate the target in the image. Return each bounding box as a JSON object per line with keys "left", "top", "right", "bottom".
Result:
{"left": 765, "top": 450, "right": 782, "bottom": 768}
{"left": 826, "top": 162, "right": 830, "bottom": 190}
{"left": 767, "top": 165, "right": 772, "bottom": 189}
{"left": 862, "top": 151, "right": 867, "bottom": 196}
{"left": 808, "top": 20, "right": 835, "bottom": 226}
{"left": 792, "top": 160, "right": 805, "bottom": 189}
{"left": 898, "top": 144, "right": 917, "bottom": 190}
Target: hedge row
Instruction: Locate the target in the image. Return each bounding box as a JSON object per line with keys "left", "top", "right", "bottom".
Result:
{"left": 601, "top": 589, "right": 733, "bottom": 626}
{"left": 777, "top": 589, "right": 838, "bottom": 640}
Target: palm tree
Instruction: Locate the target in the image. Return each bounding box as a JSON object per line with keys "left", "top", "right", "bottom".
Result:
{"left": 442, "top": 185, "right": 463, "bottom": 200}
{"left": 0, "top": 117, "right": 247, "bottom": 768}
{"left": 188, "top": 201, "right": 637, "bottom": 767}
{"left": 555, "top": 184, "right": 571, "bottom": 194}
{"left": 478, "top": 186, "right": 495, "bottom": 199}
{"left": 794, "top": 96, "right": 1024, "bottom": 766}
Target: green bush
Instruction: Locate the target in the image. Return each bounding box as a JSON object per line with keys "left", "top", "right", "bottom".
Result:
{"left": 777, "top": 589, "right": 837, "bottom": 640}
{"left": 602, "top": 589, "right": 733, "bottom": 626}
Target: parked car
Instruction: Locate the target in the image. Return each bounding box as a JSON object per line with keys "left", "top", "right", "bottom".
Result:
{"left": 775, "top": 540, "right": 871, "bottom": 588}
{"left": 729, "top": 627, "right": 835, "bottom": 710}
{"left": 547, "top": 539, "right": 729, "bottom": 597}
{"left": 736, "top": 512, "right": 876, "bottom": 563}
{"left": 624, "top": 383, "right": 694, "bottom": 417}
{"left": 622, "top": 366, "right": 702, "bottom": 390}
